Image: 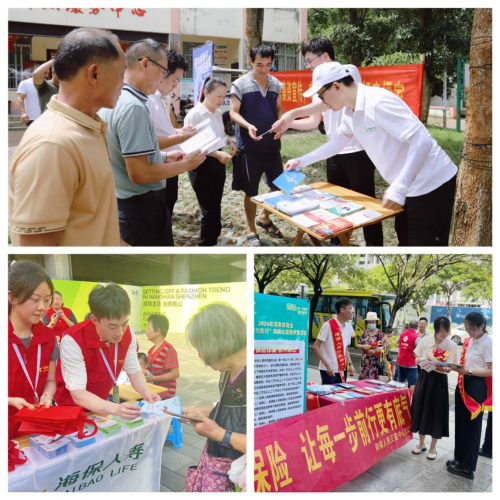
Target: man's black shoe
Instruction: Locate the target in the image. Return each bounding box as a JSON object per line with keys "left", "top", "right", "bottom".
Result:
{"left": 446, "top": 459, "right": 459, "bottom": 467}
{"left": 478, "top": 448, "right": 492, "bottom": 458}
{"left": 447, "top": 464, "right": 474, "bottom": 480}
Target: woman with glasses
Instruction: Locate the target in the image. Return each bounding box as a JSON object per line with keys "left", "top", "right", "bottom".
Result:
{"left": 448, "top": 312, "right": 492, "bottom": 480}
{"left": 284, "top": 62, "right": 458, "bottom": 247}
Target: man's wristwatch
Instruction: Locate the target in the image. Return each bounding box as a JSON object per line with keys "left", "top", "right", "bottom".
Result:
{"left": 219, "top": 429, "right": 233, "bottom": 449}
{"left": 467, "top": 368, "right": 473, "bottom": 376}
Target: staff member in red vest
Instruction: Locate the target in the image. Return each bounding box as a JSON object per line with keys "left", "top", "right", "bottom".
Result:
{"left": 42, "top": 291, "right": 78, "bottom": 341}
{"left": 313, "top": 297, "right": 356, "bottom": 384}
{"left": 55, "top": 283, "right": 160, "bottom": 420}
{"left": 8, "top": 261, "right": 59, "bottom": 438}
{"left": 448, "top": 312, "right": 492, "bottom": 480}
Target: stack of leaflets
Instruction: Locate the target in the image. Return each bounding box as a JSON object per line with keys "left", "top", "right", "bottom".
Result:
{"left": 309, "top": 217, "right": 354, "bottom": 237}
{"left": 272, "top": 171, "right": 306, "bottom": 194}
{"left": 262, "top": 193, "right": 296, "bottom": 208}
{"left": 378, "top": 386, "right": 397, "bottom": 392}
{"left": 296, "top": 189, "right": 334, "bottom": 203}
{"left": 319, "top": 196, "right": 348, "bottom": 210}
{"left": 324, "top": 394, "right": 347, "bottom": 402}
{"left": 290, "top": 184, "right": 314, "bottom": 195}
{"left": 290, "top": 209, "right": 334, "bottom": 228}
{"left": 29, "top": 435, "right": 70, "bottom": 459}
{"left": 344, "top": 209, "right": 383, "bottom": 226}
{"left": 111, "top": 415, "right": 144, "bottom": 429}
{"left": 251, "top": 192, "right": 284, "bottom": 204}
{"left": 87, "top": 415, "right": 121, "bottom": 437}
{"left": 365, "top": 379, "right": 386, "bottom": 385}
{"left": 276, "top": 197, "right": 320, "bottom": 216}
{"left": 337, "top": 383, "right": 357, "bottom": 389}
{"left": 307, "top": 385, "right": 335, "bottom": 396}
{"left": 386, "top": 380, "right": 407, "bottom": 389}
{"left": 353, "top": 387, "right": 375, "bottom": 396}
{"left": 67, "top": 424, "right": 96, "bottom": 448}
{"left": 329, "top": 201, "right": 365, "bottom": 217}
{"left": 347, "top": 391, "right": 365, "bottom": 399}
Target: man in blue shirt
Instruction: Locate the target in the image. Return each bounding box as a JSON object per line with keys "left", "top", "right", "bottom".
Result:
{"left": 230, "top": 45, "right": 284, "bottom": 247}
{"left": 99, "top": 39, "right": 206, "bottom": 246}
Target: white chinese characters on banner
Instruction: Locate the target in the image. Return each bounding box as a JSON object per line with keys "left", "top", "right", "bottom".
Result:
{"left": 9, "top": 415, "right": 170, "bottom": 492}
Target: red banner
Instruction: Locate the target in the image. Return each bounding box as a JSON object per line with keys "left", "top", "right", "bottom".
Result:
{"left": 273, "top": 63, "right": 424, "bottom": 119}
{"left": 254, "top": 386, "right": 412, "bottom": 492}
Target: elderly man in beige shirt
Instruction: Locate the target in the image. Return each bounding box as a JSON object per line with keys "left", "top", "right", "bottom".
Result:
{"left": 9, "top": 27, "right": 125, "bottom": 246}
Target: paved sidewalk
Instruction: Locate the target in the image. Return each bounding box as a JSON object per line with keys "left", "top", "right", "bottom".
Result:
{"left": 307, "top": 366, "right": 492, "bottom": 492}
{"left": 136, "top": 330, "right": 220, "bottom": 492}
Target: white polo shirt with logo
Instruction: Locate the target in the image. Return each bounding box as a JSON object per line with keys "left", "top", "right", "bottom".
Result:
{"left": 338, "top": 84, "right": 457, "bottom": 199}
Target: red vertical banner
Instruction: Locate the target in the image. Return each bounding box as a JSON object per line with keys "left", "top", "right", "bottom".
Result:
{"left": 273, "top": 64, "right": 424, "bottom": 119}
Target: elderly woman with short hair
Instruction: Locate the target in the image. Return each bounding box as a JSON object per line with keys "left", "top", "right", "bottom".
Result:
{"left": 182, "top": 302, "right": 246, "bottom": 492}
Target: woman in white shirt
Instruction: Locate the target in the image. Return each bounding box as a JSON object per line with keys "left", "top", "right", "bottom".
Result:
{"left": 448, "top": 312, "right": 492, "bottom": 480}
{"left": 184, "top": 77, "right": 237, "bottom": 246}
{"left": 411, "top": 316, "right": 458, "bottom": 460}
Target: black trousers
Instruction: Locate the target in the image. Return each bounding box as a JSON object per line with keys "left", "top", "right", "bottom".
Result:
{"left": 454, "top": 377, "right": 487, "bottom": 471}
{"left": 326, "top": 150, "right": 383, "bottom": 246}
{"left": 482, "top": 411, "right": 492, "bottom": 454}
{"left": 395, "top": 174, "right": 456, "bottom": 246}
{"left": 118, "top": 188, "right": 173, "bottom": 246}
{"left": 320, "top": 370, "right": 348, "bottom": 385}
{"left": 165, "top": 175, "right": 179, "bottom": 218}
{"left": 188, "top": 156, "right": 226, "bottom": 246}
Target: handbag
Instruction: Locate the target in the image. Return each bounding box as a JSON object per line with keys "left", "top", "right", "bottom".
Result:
{"left": 8, "top": 440, "right": 27, "bottom": 472}
{"left": 14, "top": 405, "right": 98, "bottom": 439}
{"left": 186, "top": 373, "right": 236, "bottom": 492}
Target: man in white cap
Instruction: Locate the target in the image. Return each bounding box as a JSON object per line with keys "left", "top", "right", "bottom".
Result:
{"left": 285, "top": 62, "right": 458, "bottom": 247}
{"left": 273, "top": 38, "right": 382, "bottom": 246}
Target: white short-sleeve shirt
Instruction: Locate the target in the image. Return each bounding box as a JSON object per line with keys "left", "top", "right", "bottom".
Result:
{"left": 17, "top": 78, "right": 41, "bottom": 121}
{"left": 146, "top": 90, "right": 178, "bottom": 153}
{"left": 338, "top": 84, "right": 457, "bottom": 198}
{"left": 465, "top": 333, "right": 492, "bottom": 371}
{"left": 184, "top": 101, "right": 226, "bottom": 139}
{"left": 413, "top": 335, "right": 458, "bottom": 374}
{"left": 60, "top": 328, "right": 142, "bottom": 391}
{"left": 316, "top": 319, "right": 353, "bottom": 372}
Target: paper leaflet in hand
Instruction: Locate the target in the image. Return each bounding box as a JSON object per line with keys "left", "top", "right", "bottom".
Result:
{"left": 202, "top": 136, "right": 228, "bottom": 155}
{"left": 138, "top": 396, "right": 182, "bottom": 418}
{"left": 272, "top": 171, "right": 306, "bottom": 194}
{"left": 179, "top": 125, "right": 220, "bottom": 154}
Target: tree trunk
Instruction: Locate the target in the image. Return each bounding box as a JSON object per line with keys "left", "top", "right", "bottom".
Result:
{"left": 419, "top": 9, "right": 433, "bottom": 124}
{"left": 451, "top": 8, "right": 492, "bottom": 246}
{"left": 349, "top": 9, "right": 363, "bottom": 66}
{"left": 245, "top": 8, "right": 264, "bottom": 70}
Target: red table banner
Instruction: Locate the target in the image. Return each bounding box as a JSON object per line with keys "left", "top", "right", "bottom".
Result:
{"left": 273, "top": 63, "right": 424, "bottom": 119}
{"left": 254, "top": 386, "right": 412, "bottom": 492}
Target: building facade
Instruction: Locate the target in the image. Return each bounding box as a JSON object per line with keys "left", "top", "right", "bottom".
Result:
{"left": 8, "top": 7, "right": 307, "bottom": 111}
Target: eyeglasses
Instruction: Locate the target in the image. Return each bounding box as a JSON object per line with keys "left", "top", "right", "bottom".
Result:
{"left": 138, "top": 58, "right": 170, "bottom": 78}
{"left": 317, "top": 83, "right": 333, "bottom": 102}
{"left": 304, "top": 52, "right": 324, "bottom": 68}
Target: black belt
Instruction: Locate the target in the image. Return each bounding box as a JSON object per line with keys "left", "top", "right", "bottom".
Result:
{"left": 118, "top": 188, "right": 165, "bottom": 203}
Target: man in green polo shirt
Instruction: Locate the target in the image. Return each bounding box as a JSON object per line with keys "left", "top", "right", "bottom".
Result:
{"left": 99, "top": 39, "right": 206, "bottom": 246}
{"left": 33, "top": 59, "right": 59, "bottom": 114}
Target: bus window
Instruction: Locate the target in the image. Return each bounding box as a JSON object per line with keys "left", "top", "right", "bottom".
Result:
{"left": 381, "top": 303, "right": 391, "bottom": 332}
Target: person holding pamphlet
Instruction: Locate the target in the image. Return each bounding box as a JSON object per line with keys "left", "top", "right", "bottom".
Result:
{"left": 8, "top": 261, "right": 59, "bottom": 439}
{"left": 272, "top": 38, "right": 383, "bottom": 246}
{"left": 285, "top": 62, "right": 458, "bottom": 246}
{"left": 42, "top": 291, "right": 78, "bottom": 341}
{"left": 448, "top": 312, "right": 492, "bottom": 480}
{"left": 230, "top": 45, "right": 285, "bottom": 246}
{"left": 55, "top": 284, "right": 160, "bottom": 420}
{"left": 411, "top": 316, "right": 458, "bottom": 460}
{"left": 185, "top": 77, "right": 237, "bottom": 246}
{"left": 182, "top": 303, "right": 247, "bottom": 492}
{"left": 313, "top": 297, "right": 356, "bottom": 384}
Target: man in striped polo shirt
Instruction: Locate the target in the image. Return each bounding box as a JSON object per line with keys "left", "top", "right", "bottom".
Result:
{"left": 230, "top": 45, "right": 285, "bottom": 247}
{"left": 144, "top": 314, "right": 179, "bottom": 398}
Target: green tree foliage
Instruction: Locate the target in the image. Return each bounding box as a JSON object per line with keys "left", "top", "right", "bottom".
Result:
{"left": 307, "top": 8, "right": 474, "bottom": 99}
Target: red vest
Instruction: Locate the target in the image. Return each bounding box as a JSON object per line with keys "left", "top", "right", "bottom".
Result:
{"left": 8, "top": 319, "right": 56, "bottom": 438}
{"left": 55, "top": 319, "right": 132, "bottom": 407}
{"left": 45, "top": 306, "right": 73, "bottom": 338}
